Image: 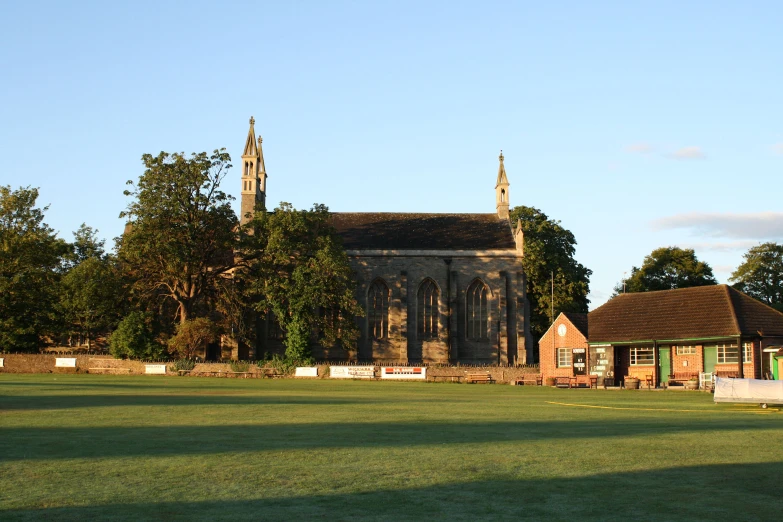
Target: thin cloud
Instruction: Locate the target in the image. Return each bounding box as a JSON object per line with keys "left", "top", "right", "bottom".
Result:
{"left": 773, "top": 143, "right": 783, "bottom": 155}
{"left": 652, "top": 212, "right": 783, "bottom": 239}
{"left": 675, "top": 240, "right": 758, "bottom": 253}
{"left": 712, "top": 265, "right": 736, "bottom": 274}
{"left": 626, "top": 143, "right": 653, "bottom": 154}
{"left": 671, "top": 146, "right": 705, "bottom": 160}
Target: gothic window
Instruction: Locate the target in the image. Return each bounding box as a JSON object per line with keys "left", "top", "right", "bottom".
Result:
{"left": 417, "top": 279, "right": 439, "bottom": 340}
{"left": 501, "top": 189, "right": 506, "bottom": 202}
{"left": 368, "top": 279, "right": 390, "bottom": 340}
{"left": 466, "top": 279, "right": 489, "bottom": 340}
{"left": 267, "top": 311, "right": 285, "bottom": 340}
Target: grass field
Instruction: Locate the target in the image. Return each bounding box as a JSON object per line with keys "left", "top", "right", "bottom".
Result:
{"left": 1, "top": 375, "right": 782, "bottom": 521}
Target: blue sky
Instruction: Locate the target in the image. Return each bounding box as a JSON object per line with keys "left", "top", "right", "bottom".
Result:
{"left": 1, "top": 1, "right": 781, "bottom": 308}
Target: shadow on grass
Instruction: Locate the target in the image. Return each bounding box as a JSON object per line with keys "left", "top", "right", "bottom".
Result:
{"left": 1, "top": 416, "right": 779, "bottom": 462}
{"left": 0, "top": 393, "right": 410, "bottom": 411}
{"left": 3, "top": 461, "right": 781, "bottom": 521}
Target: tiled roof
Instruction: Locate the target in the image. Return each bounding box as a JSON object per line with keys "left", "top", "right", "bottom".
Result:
{"left": 330, "top": 213, "right": 516, "bottom": 250}
{"left": 588, "top": 285, "right": 783, "bottom": 343}
{"left": 562, "top": 312, "right": 588, "bottom": 338}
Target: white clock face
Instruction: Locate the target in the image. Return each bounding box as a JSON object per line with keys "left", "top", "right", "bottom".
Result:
{"left": 557, "top": 324, "right": 567, "bottom": 337}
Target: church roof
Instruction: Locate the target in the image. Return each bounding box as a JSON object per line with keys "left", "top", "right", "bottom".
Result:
{"left": 330, "top": 213, "right": 516, "bottom": 250}
{"left": 588, "top": 285, "right": 783, "bottom": 343}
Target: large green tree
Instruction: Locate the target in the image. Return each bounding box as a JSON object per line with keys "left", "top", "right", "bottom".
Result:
{"left": 58, "top": 224, "right": 126, "bottom": 349}
{"left": 616, "top": 246, "right": 717, "bottom": 294}
{"left": 59, "top": 256, "right": 125, "bottom": 349}
{"left": 730, "top": 242, "right": 783, "bottom": 311}
{"left": 0, "top": 186, "right": 69, "bottom": 351}
{"left": 117, "top": 150, "right": 239, "bottom": 326}
{"left": 510, "top": 206, "right": 592, "bottom": 342}
{"left": 240, "top": 203, "right": 362, "bottom": 362}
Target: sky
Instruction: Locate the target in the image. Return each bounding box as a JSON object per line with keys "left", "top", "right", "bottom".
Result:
{"left": 1, "top": 0, "right": 781, "bottom": 308}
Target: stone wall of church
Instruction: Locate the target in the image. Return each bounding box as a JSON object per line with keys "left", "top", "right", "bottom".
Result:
{"left": 328, "top": 252, "right": 531, "bottom": 365}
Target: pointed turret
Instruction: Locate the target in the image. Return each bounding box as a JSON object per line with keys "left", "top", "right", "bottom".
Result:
{"left": 495, "top": 150, "right": 510, "bottom": 219}
{"left": 240, "top": 116, "right": 266, "bottom": 225}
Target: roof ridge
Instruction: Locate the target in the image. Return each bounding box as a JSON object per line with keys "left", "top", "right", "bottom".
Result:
{"left": 723, "top": 284, "right": 742, "bottom": 335}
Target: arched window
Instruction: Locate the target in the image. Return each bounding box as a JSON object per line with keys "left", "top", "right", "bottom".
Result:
{"left": 466, "top": 279, "right": 489, "bottom": 340}
{"left": 368, "top": 279, "right": 390, "bottom": 340}
{"left": 501, "top": 189, "right": 506, "bottom": 202}
{"left": 417, "top": 279, "right": 439, "bottom": 340}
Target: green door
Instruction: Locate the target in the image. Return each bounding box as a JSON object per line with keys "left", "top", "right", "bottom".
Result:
{"left": 658, "top": 347, "right": 670, "bottom": 384}
{"left": 704, "top": 345, "right": 717, "bottom": 374}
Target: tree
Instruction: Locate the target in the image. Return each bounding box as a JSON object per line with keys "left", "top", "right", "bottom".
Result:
{"left": 168, "top": 318, "right": 218, "bottom": 359}
{"left": 730, "top": 242, "right": 783, "bottom": 311}
{"left": 240, "top": 203, "right": 363, "bottom": 363}
{"left": 617, "top": 246, "right": 717, "bottom": 294}
{"left": 67, "top": 223, "right": 106, "bottom": 268}
{"left": 0, "top": 186, "right": 69, "bottom": 352}
{"left": 59, "top": 256, "right": 124, "bottom": 349}
{"left": 117, "top": 150, "right": 239, "bottom": 326}
{"left": 509, "top": 206, "right": 592, "bottom": 342}
{"left": 109, "top": 311, "right": 166, "bottom": 359}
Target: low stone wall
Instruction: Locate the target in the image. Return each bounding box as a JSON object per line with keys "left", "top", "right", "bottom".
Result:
{"left": 0, "top": 354, "right": 540, "bottom": 383}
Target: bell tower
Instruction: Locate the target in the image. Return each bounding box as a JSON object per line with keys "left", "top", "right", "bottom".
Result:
{"left": 495, "top": 150, "right": 510, "bottom": 219}
{"left": 240, "top": 116, "right": 267, "bottom": 225}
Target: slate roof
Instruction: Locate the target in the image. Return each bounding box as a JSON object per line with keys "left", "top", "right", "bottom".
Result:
{"left": 562, "top": 312, "right": 589, "bottom": 338}
{"left": 588, "top": 285, "right": 783, "bottom": 343}
{"left": 330, "top": 213, "right": 516, "bottom": 250}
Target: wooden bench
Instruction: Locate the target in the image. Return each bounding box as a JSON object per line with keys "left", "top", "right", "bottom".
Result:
{"left": 177, "top": 370, "right": 192, "bottom": 376}
{"left": 668, "top": 372, "right": 698, "bottom": 386}
{"left": 227, "top": 371, "right": 253, "bottom": 378}
{"left": 430, "top": 374, "right": 465, "bottom": 383}
{"left": 513, "top": 374, "right": 542, "bottom": 386}
{"left": 195, "top": 370, "right": 225, "bottom": 378}
{"left": 554, "top": 376, "right": 572, "bottom": 388}
{"left": 716, "top": 371, "right": 738, "bottom": 378}
{"left": 573, "top": 375, "right": 598, "bottom": 389}
{"left": 88, "top": 367, "right": 132, "bottom": 373}
{"left": 466, "top": 373, "right": 495, "bottom": 384}
{"left": 260, "top": 369, "right": 284, "bottom": 379}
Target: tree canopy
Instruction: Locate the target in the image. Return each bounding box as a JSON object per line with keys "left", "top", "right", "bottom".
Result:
{"left": 117, "top": 150, "right": 239, "bottom": 325}
{"left": 617, "top": 246, "right": 717, "bottom": 294}
{"left": 509, "top": 206, "right": 591, "bottom": 342}
{"left": 730, "top": 242, "right": 783, "bottom": 311}
{"left": 239, "top": 202, "right": 362, "bottom": 362}
{"left": 0, "top": 186, "right": 69, "bottom": 351}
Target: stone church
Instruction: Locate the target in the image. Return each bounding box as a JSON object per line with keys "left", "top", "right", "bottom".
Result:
{"left": 239, "top": 118, "right": 533, "bottom": 364}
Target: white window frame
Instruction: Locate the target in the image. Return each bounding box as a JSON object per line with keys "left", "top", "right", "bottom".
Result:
{"left": 675, "top": 345, "right": 696, "bottom": 355}
{"left": 630, "top": 346, "right": 655, "bottom": 366}
{"left": 715, "top": 343, "right": 739, "bottom": 364}
{"left": 557, "top": 347, "right": 572, "bottom": 368}
{"left": 742, "top": 342, "right": 752, "bottom": 363}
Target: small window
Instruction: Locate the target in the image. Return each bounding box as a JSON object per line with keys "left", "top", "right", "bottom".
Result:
{"left": 557, "top": 348, "right": 571, "bottom": 368}
{"left": 715, "top": 343, "right": 739, "bottom": 364}
{"left": 742, "top": 342, "right": 752, "bottom": 363}
{"left": 630, "top": 346, "right": 654, "bottom": 365}
{"left": 676, "top": 345, "right": 696, "bottom": 355}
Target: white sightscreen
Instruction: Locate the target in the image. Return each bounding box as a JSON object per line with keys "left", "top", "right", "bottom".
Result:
{"left": 713, "top": 377, "right": 783, "bottom": 404}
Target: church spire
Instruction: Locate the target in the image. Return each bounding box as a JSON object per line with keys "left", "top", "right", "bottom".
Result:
{"left": 243, "top": 116, "right": 258, "bottom": 156}
{"left": 240, "top": 116, "right": 266, "bottom": 225}
{"left": 495, "top": 150, "right": 510, "bottom": 219}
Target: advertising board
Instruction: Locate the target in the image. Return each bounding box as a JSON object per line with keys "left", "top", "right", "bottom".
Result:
{"left": 295, "top": 367, "right": 319, "bottom": 377}
{"left": 330, "top": 366, "right": 375, "bottom": 379}
{"left": 380, "top": 367, "right": 426, "bottom": 380}
{"left": 55, "top": 358, "right": 77, "bottom": 368}
{"left": 145, "top": 364, "right": 167, "bottom": 375}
